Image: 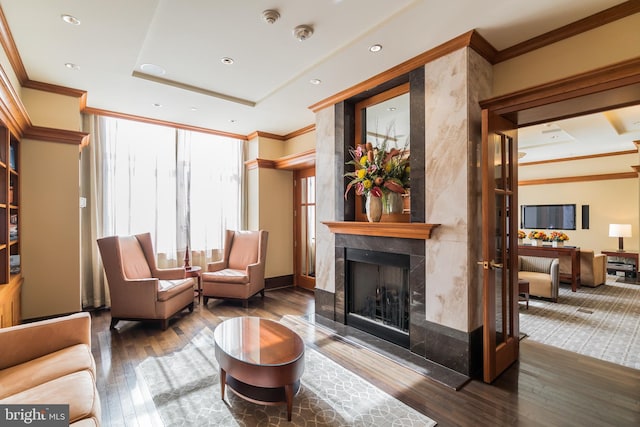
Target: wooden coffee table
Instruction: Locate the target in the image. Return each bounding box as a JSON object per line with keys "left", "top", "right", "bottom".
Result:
{"left": 213, "top": 316, "right": 305, "bottom": 421}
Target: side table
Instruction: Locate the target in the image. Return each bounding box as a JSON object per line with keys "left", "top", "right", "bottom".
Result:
{"left": 185, "top": 266, "right": 202, "bottom": 302}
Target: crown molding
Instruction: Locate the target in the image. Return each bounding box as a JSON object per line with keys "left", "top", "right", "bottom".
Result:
{"left": 23, "top": 125, "right": 90, "bottom": 147}
{"left": 245, "top": 149, "right": 315, "bottom": 171}
{"left": 494, "top": 1, "right": 640, "bottom": 63}
{"left": 284, "top": 124, "right": 315, "bottom": 139}
{"left": 519, "top": 172, "right": 637, "bottom": 186}
{"left": 247, "top": 131, "right": 285, "bottom": 141}
{"left": 519, "top": 149, "right": 637, "bottom": 166}
{"left": 83, "top": 107, "right": 248, "bottom": 140}
{"left": 0, "top": 3, "right": 27, "bottom": 85}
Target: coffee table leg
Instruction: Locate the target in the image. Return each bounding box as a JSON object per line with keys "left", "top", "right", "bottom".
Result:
{"left": 284, "top": 383, "right": 294, "bottom": 421}
{"left": 220, "top": 368, "right": 226, "bottom": 400}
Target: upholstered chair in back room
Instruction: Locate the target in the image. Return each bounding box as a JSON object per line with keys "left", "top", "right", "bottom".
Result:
{"left": 560, "top": 250, "right": 607, "bottom": 287}
{"left": 97, "top": 232, "right": 195, "bottom": 330}
{"left": 201, "top": 229, "right": 268, "bottom": 308}
{"left": 518, "top": 255, "right": 560, "bottom": 302}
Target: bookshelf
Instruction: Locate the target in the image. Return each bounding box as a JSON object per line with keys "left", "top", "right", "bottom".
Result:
{"left": 0, "top": 124, "right": 21, "bottom": 327}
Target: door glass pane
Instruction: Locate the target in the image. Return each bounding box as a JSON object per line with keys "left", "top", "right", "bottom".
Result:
{"left": 298, "top": 176, "right": 316, "bottom": 279}
{"left": 494, "top": 135, "right": 503, "bottom": 190}
{"left": 306, "top": 206, "right": 315, "bottom": 277}
{"left": 494, "top": 193, "right": 505, "bottom": 344}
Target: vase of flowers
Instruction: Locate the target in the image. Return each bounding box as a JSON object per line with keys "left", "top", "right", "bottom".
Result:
{"left": 527, "top": 230, "right": 547, "bottom": 246}
{"left": 549, "top": 231, "right": 569, "bottom": 247}
{"left": 517, "top": 230, "right": 526, "bottom": 246}
{"left": 344, "top": 135, "right": 410, "bottom": 223}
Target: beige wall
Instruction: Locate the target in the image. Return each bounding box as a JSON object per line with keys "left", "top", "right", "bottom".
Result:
{"left": 284, "top": 131, "right": 315, "bottom": 156}
{"left": 493, "top": 14, "right": 640, "bottom": 96}
{"left": 246, "top": 135, "right": 296, "bottom": 279}
{"left": 21, "top": 139, "right": 81, "bottom": 319}
{"left": 518, "top": 152, "right": 639, "bottom": 254}
{"left": 519, "top": 178, "right": 639, "bottom": 253}
{"left": 18, "top": 89, "right": 83, "bottom": 319}
{"left": 21, "top": 89, "right": 82, "bottom": 131}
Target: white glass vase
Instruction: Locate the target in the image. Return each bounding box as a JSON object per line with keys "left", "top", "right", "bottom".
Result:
{"left": 365, "top": 193, "right": 383, "bottom": 222}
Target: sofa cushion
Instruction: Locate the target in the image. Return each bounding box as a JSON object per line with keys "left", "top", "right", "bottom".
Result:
{"left": 0, "top": 370, "right": 101, "bottom": 425}
{"left": 71, "top": 418, "right": 100, "bottom": 427}
{"left": 0, "top": 344, "right": 95, "bottom": 399}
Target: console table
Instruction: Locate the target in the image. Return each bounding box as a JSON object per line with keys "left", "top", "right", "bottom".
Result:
{"left": 601, "top": 250, "right": 638, "bottom": 282}
{"left": 518, "top": 245, "right": 581, "bottom": 292}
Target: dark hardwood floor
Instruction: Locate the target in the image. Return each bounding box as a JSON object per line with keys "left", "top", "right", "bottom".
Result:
{"left": 90, "top": 287, "right": 640, "bottom": 426}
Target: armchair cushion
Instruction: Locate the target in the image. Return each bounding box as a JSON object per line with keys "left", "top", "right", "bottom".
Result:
{"left": 518, "top": 255, "right": 560, "bottom": 302}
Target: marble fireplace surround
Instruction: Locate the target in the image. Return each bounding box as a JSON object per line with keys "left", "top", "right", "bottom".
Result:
{"left": 315, "top": 59, "right": 485, "bottom": 380}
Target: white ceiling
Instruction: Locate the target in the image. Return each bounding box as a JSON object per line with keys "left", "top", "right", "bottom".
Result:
{"left": 0, "top": 0, "right": 637, "bottom": 160}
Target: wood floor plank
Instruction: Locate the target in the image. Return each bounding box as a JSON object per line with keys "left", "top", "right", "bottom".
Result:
{"left": 88, "top": 288, "right": 640, "bottom": 426}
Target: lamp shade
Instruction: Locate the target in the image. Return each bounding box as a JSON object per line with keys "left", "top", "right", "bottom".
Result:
{"left": 609, "top": 224, "right": 632, "bottom": 238}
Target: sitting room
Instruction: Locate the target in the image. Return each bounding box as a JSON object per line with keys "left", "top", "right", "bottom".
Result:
{"left": 1, "top": 1, "right": 639, "bottom": 426}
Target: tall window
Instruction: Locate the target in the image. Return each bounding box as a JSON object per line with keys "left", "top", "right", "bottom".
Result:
{"left": 100, "top": 116, "right": 243, "bottom": 265}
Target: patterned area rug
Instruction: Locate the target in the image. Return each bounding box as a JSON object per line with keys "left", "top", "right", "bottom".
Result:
{"left": 136, "top": 326, "right": 437, "bottom": 426}
{"left": 519, "top": 276, "right": 640, "bottom": 370}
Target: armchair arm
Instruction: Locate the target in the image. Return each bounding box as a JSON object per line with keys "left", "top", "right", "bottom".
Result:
{"left": 207, "top": 260, "right": 226, "bottom": 272}
{"left": 0, "top": 312, "right": 91, "bottom": 370}
{"left": 153, "top": 266, "right": 187, "bottom": 280}
{"left": 550, "top": 258, "right": 560, "bottom": 300}
{"left": 109, "top": 278, "right": 160, "bottom": 319}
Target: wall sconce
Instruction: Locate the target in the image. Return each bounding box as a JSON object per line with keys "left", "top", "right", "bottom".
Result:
{"left": 609, "top": 223, "right": 632, "bottom": 251}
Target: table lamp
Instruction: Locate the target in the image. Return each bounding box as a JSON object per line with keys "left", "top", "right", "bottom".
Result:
{"left": 609, "top": 223, "right": 632, "bottom": 251}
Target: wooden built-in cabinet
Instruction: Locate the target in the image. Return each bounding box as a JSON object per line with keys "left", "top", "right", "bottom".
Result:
{"left": 0, "top": 124, "right": 22, "bottom": 327}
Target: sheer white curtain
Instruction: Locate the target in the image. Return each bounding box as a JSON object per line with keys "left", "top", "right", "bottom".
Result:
{"left": 84, "top": 115, "right": 243, "bottom": 309}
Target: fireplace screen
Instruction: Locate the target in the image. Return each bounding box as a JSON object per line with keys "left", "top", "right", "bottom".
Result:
{"left": 346, "top": 249, "right": 409, "bottom": 345}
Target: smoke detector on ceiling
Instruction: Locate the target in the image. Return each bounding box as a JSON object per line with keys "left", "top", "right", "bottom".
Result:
{"left": 293, "top": 24, "right": 314, "bottom": 41}
{"left": 262, "top": 9, "right": 280, "bottom": 24}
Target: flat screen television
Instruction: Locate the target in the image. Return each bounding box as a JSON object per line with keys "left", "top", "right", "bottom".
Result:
{"left": 520, "top": 204, "right": 576, "bottom": 230}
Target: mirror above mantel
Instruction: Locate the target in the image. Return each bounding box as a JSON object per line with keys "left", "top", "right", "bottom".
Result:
{"left": 354, "top": 83, "right": 411, "bottom": 222}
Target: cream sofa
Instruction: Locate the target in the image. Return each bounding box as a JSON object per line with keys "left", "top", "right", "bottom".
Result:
{"left": 559, "top": 250, "right": 607, "bottom": 287}
{"left": 518, "top": 255, "right": 560, "bottom": 302}
{"left": 0, "top": 312, "right": 101, "bottom": 426}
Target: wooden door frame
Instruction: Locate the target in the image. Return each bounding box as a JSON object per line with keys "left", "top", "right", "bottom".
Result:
{"left": 294, "top": 166, "right": 316, "bottom": 290}
{"left": 481, "top": 111, "right": 519, "bottom": 383}
{"left": 479, "top": 57, "right": 640, "bottom": 382}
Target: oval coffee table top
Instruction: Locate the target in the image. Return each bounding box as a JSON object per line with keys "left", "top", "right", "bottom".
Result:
{"left": 214, "top": 316, "right": 304, "bottom": 367}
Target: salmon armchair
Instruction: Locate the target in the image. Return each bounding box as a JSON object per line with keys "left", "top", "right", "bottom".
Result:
{"left": 201, "top": 229, "right": 268, "bottom": 308}
{"left": 97, "top": 232, "right": 195, "bottom": 330}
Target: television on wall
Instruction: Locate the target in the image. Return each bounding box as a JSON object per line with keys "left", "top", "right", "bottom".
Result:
{"left": 520, "top": 204, "right": 576, "bottom": 230}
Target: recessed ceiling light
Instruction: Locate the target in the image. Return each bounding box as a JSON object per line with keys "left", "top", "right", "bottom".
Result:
{"left": 387, "top": 107, "right": 396, "bottom": 111}
{"left": 153, "top": 103, "right": 162, "bottom": 108}
{"left": 221, "top": 57, "right": 234, "bottom": 65}
{"left": 64, "top": 62, "right": 80, "bottom": 70}
{"left": 140, "top": 63, "right": 166, "bottom": 76}
{"left": 229, "top": 119, "right": 237, "bottom": 123}
{"left": 369, "top": 44, "right": 382, "bottom": 53}
{"left": 190, "top": 107, "right": 198, "bottom": 112}
{"left": 61, "top": 14, "right": 81, "bottom": 25}
{"left": 309, "top": 78, "right": 321, "bottom": 85}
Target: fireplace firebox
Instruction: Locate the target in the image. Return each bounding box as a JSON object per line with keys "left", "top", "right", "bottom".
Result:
{"left": 346, "top": 248, "right": 410, "bottom": 348}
